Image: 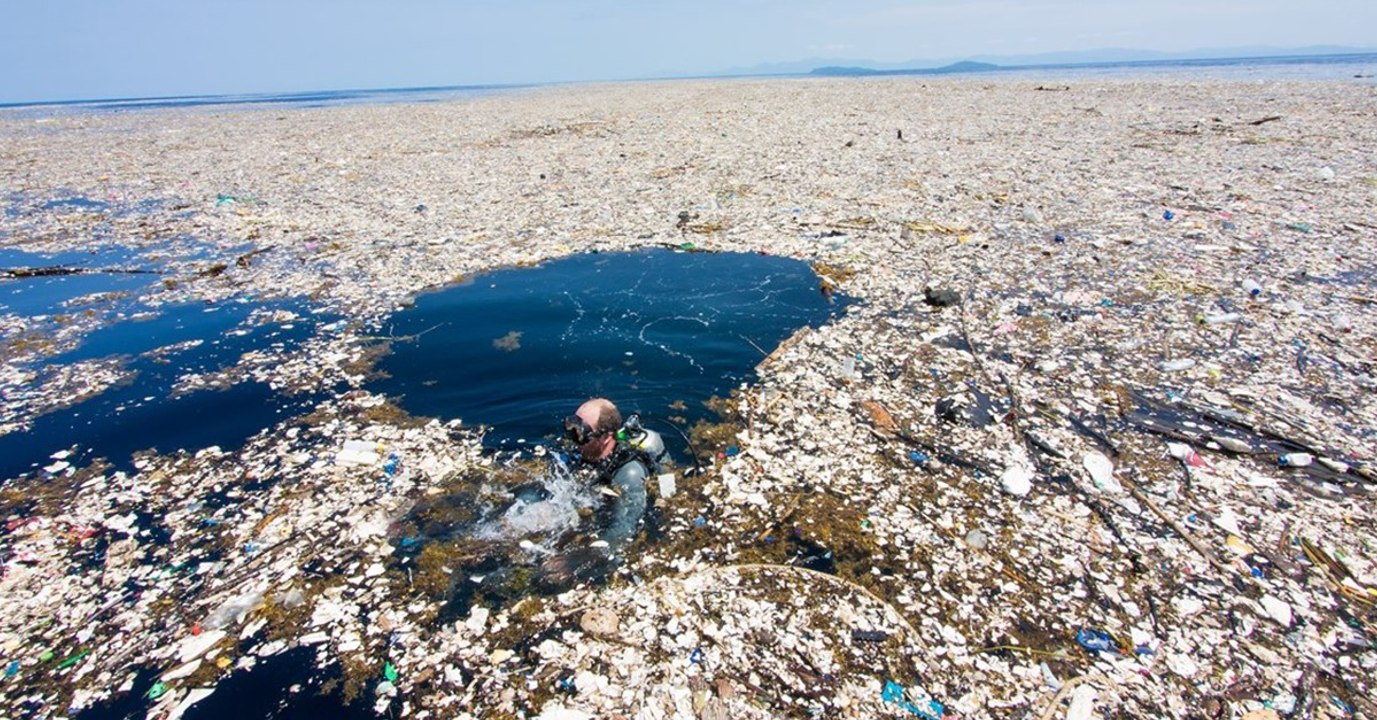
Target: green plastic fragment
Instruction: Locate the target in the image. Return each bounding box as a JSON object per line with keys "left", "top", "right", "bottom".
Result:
{"left": 56, "top": 650, "right": 89, "bottom": 669}
{"left": 38, "top": 650, "right": 55, "bottom": 663}
{"left": 384, "top": 661, "right": 399, "bottom": 682}
{"left": 678, "top": 242, "right": 695, "bottom": 251}
{"left": 147, "top": 681, "right": 168, "bottom": 700}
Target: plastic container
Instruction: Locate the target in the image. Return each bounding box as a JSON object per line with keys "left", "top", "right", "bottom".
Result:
{"left": 203, "top": 590, "right": 264, "bottom": 630}
{"left": 1279, "top": 453, "right": 1313, "bottom": 468}
{"left": 1199, "top": 312, "right": 1242, "bottom": 325}
{"left": 1241, "top": 279, "right": 1262, "bottom": 297}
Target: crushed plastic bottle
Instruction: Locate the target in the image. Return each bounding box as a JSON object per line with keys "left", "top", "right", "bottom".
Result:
{"left": 1167, "top": 442, "right": 1207, "bottom": 467}
{"left": 203, "top": 590, "right": 264, "bottom": 630}
{"left": 1211, "top": 436, "right": 1253, "bottom": 454}
{"left": 1241, "top": 279, "right": 1262, "bottom": 297}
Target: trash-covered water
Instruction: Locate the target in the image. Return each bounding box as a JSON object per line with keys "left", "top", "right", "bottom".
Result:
{"left": 74, "top": 649, "right": 378, "bottom": 720}
{"left": 370, "top": 247, "right": 854, "bottom": 621}
{"left": 69, "top": 249, "right": 852, "bottom": 719}
{"left": 0, "top": 298, "right": 327, "bottom": 479}
{"left": 372, "top": 247, "right": 854, "bottom": 452}
{"left": 0, "top": 237, "right": 335, "bottom": 479}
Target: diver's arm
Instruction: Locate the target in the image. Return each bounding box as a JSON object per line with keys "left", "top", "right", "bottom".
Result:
{"left": 537, "top": 459, "right": 649, "bottom": 590}
{"left": 599, "top": 460, "right": 648, "bottom": 550}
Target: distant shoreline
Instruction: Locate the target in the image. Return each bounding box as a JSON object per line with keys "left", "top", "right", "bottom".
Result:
{"left": 3, "top": 51, "right": 1374, "bottom": 113}
{"left": 809, "top": 50, "right": 1377, "bottom": 77}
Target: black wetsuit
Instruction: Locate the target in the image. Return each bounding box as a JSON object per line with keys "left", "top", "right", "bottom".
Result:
{"left": 587, "top": 442, "right": 653, "bottom": 550}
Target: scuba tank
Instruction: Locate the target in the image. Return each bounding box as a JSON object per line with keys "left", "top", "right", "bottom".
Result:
{"left": 616, "top": 414, "right": 666, "bottom": 469}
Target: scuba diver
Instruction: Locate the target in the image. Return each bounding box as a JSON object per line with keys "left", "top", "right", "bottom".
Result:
{"left": 410, "top": 397, "right": 668, "bottom": 620}
{"left": 538, "top": 397, "right": 666, "bottom": 587}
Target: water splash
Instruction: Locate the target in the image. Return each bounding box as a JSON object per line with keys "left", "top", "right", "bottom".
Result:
{"left": 473, "top": 454, "right": 597, "bottom": 546}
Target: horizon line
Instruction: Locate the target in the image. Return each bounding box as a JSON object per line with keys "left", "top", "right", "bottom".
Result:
{"left": 4, "top": 48, "right": 1375, "bottom": 110}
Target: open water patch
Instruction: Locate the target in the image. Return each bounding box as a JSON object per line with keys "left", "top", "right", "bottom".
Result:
{"left": 372, "top": 248, "right": 853, "bottom": 450}
{"left": 0, "top": 297, "right": 332, "bottom": 479}
{"left": 73, "top": 649, "right": 378, "bottom": 720}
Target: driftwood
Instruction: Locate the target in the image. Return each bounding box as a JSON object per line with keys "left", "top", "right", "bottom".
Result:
{"left": 1122, "top": 474, "right": 1233, "bottom": 575}
{"left": 754, "top": 327, "right": 810, "bottom": 373}
{"left": 1, "top": 266, "right": 161, "bottom": 279}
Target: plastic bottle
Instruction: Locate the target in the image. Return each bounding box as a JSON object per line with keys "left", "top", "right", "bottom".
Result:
{"left": 203, "top": 590, "right": 263, "bottom": 630}
{"left": 1279, "top": 453, "right": 1313, "bottom": 468}
{"left": 1241, "top": 279, "right": 1262, "bottom": 297}
{"left": 1199, "top": 312, "right": 1242, "bottom": 325}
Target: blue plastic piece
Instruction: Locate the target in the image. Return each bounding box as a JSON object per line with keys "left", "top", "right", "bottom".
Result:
{"left": 1076, "top": 627, "right": 1115, "bottom": 653}
{"left": 1163, "top": 210, "right": 1175, "bottom": 220}
{"left": 881, "top": 680, "right": 944, "bottom": 720}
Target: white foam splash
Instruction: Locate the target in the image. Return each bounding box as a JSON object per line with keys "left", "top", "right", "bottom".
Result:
{"left": 474, "top": 455, "right": 597, "bottom": 547}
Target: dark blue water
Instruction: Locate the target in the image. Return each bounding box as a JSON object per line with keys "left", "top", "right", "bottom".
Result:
{"left": 0, "top": 245, "right": 165, "bottom": 317}
{"left": 74, "top": 650, "right": 378, "bottom": 720}
{"left": 373, "top": 249, "right": 851, "bottom": 449}
{"left": 0, "top": 300, "right": 326, "bottom": 479}
{"left": 2, "top": 192, "right": 328, "bottom": 478}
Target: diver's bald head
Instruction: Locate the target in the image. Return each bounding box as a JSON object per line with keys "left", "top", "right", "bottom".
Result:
{"left": 576, "top": 398, "right": 621, "bottom": 435}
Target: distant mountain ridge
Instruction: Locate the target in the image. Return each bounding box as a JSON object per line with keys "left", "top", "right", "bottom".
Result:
{"left": 714, "top": 45, "right": 1377, "bottom": 77}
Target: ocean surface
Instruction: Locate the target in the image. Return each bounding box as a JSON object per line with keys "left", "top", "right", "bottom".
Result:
{"left": 372, "top": 248, "right": 853, "bottom": 453}
{"left": 1, "top": 53, "right": 1374, "bottom": 116}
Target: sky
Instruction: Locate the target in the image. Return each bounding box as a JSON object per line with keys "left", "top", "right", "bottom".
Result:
{"left": 2, "top": 0, "right": 1375, "bottom": 104}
